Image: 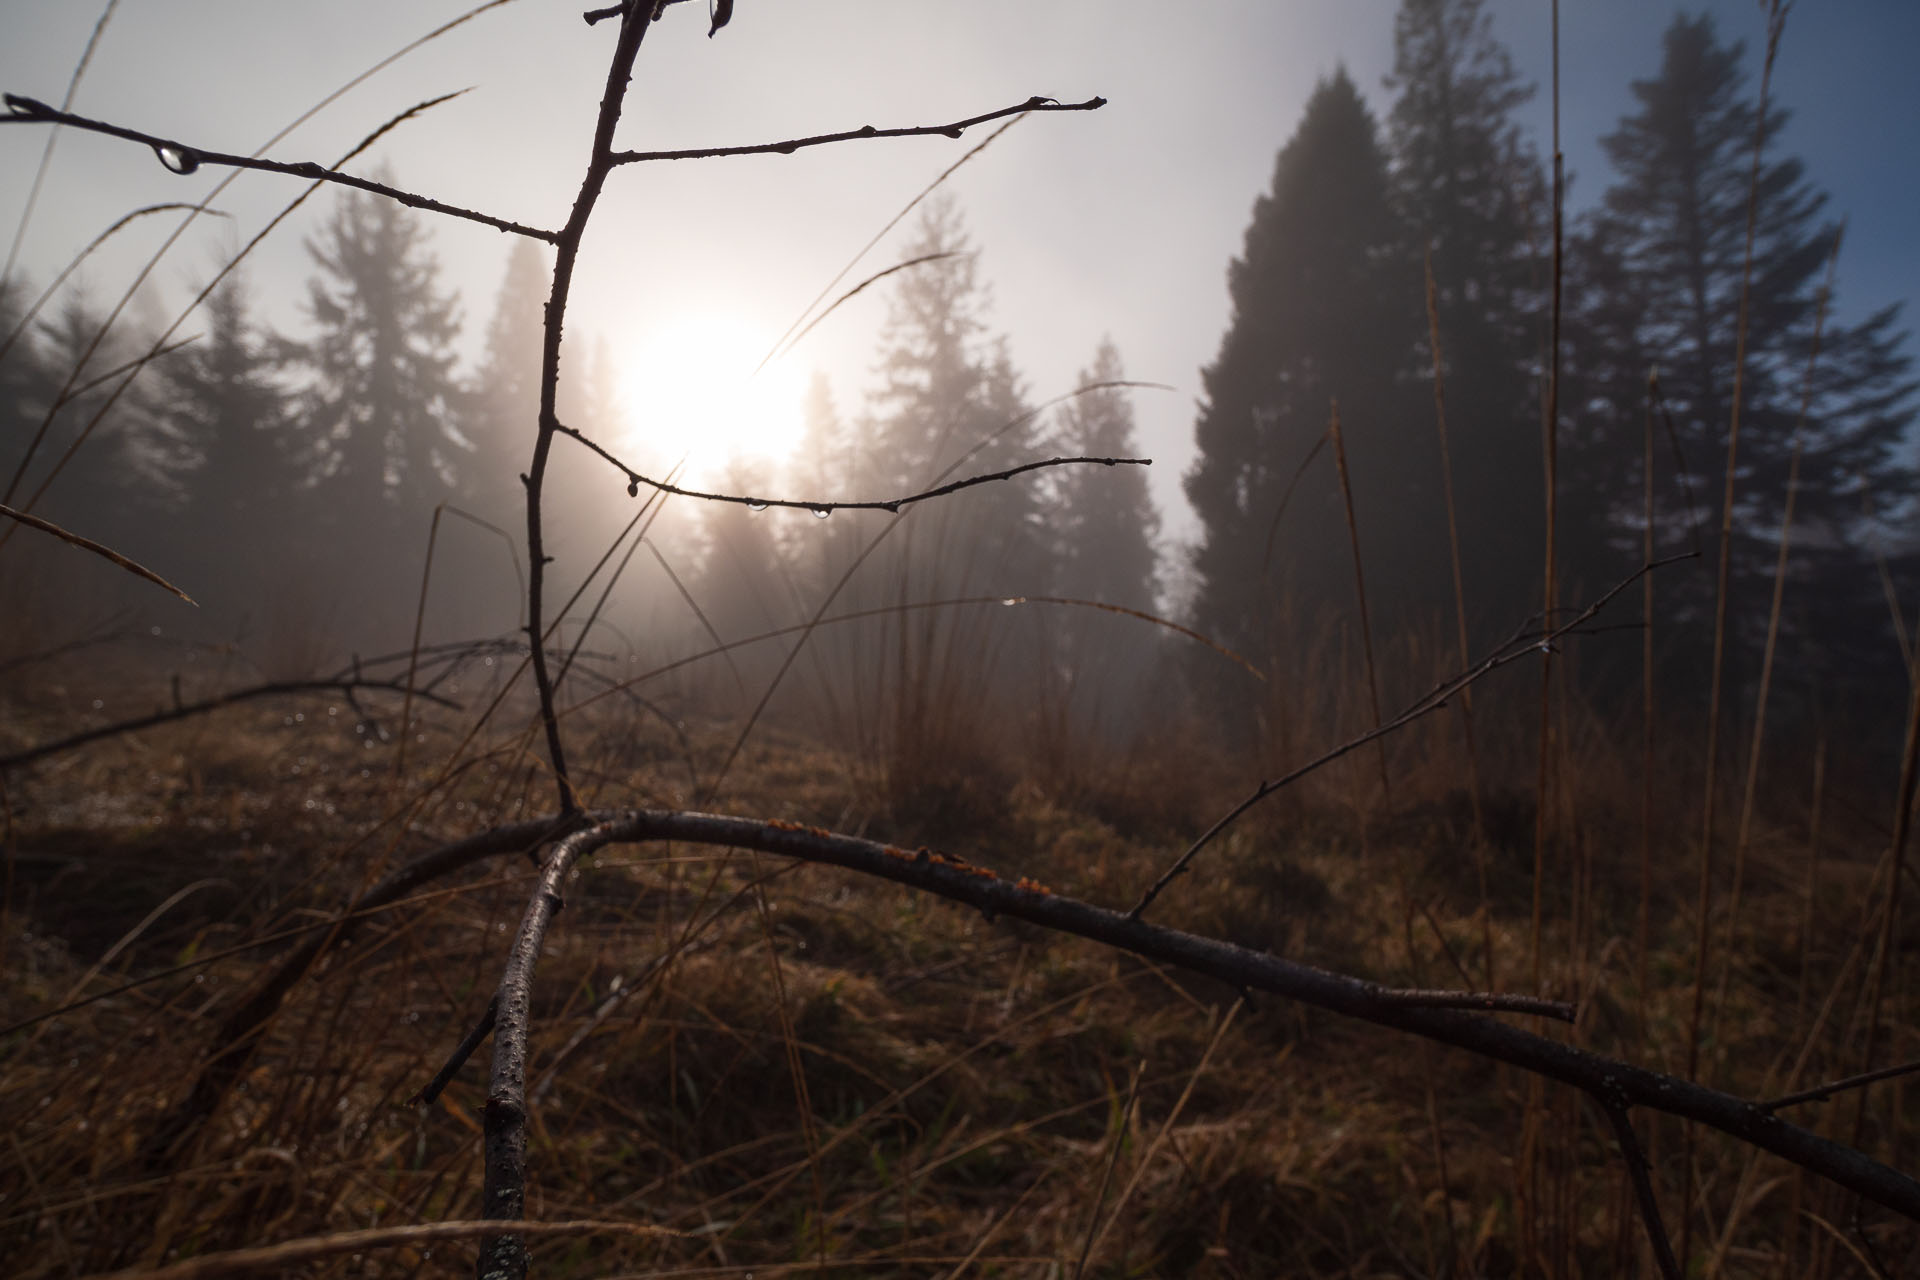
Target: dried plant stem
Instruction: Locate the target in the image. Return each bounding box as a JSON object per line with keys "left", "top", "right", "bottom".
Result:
{"left": 1683, "top": 7, "right": 1787, "bottom": 1259}
{"left": 0, "top": 501, "right": 193, "bottom": 604}
{"left": 1640, "top": 372, "right": 1658, "bottom": 1010}
{"left": 1327, "top": 404, "right": 1390, "bottom": 803}
{"left": 1713, "top": 226, "right": 1843, "bottom": 1045}
{"left": 1854, "top": 636, "right": 1920, "bottom": 1145}
{"left": 1423, "top": 251, "right": 1491, "bottom": 990}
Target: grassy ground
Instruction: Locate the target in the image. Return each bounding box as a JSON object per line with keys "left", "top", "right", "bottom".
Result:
{"left": 1, "top": 642, "right": 1915, "bottom": 1278}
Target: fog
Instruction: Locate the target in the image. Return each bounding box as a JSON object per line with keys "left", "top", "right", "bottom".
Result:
{"left": 5, "top": 2, "right": 1913, "bottom": 544}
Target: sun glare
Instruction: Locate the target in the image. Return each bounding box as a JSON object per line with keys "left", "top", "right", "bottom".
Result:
{"left": 615, "top": 312, "right": 806, "bottom": 484}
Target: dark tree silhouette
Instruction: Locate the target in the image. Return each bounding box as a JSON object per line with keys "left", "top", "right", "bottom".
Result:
{"left": 0, "top": 276, "right": 37, "bottom": 460}
{"left": 864, "top": 198, "right": 1044, "bottom": 575}
{"left": 284, "top": 181, "right": 470, "bottom": 640}
{"left": 857, "top": 199, "right": 1050, "bottom": 819}
{"left": 1385, "top": 0, "right": 1548, "bottom": 638}
{"left": 1183, "top": 69, "right": 1429, "bottom": 733}
{"left": 466, "top": 237, "right": 549, "bottom": 530}
{"left": 21, "top": 289, "right": 167, "bottom": 555}
{"left": 1052, "top": 339, "right": 1160, "bottom": 616}
{"left": 1048, "top": 338, "right": 1163, "bottom": 747}
{"left": 145, "top": 272, "right": 300, "bottom": 619}
{"left": 1573, "top": 14, "right": 1915, "bottom": 701}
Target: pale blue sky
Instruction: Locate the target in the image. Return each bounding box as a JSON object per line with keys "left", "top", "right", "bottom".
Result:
{"left": 3, "top": 1, "right": 1913, "bottom": 541}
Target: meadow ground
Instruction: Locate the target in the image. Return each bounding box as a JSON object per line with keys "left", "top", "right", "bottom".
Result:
{"left": 2, "top": 636, "right": 1914, "bottom": 1278}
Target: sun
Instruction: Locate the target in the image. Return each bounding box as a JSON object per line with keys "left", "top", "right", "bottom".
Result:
{"left": 614, "top": 311, "right": 807, "bottom": 484}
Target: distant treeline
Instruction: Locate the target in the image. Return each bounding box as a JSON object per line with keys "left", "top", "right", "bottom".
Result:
{"left": 3, "top": 0, "right": 1913, "bottom": 750}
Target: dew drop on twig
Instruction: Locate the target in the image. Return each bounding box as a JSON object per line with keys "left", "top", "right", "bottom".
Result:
{"left": 153, "top": 144, "right": 200, "bottom": 175}
{"left": 747, "top": 501, "right": 768, "bottom": 512}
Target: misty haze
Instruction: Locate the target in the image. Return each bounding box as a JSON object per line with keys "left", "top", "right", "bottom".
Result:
{"left": 3, "top": 2, "right": 1918, "bottom": 1276}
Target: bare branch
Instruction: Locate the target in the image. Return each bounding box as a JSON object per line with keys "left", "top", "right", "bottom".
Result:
{"left": 0, "top": 92, "right": 559, "bottom": 243}
{"left": 610, "top": 94, "right": 1106, "bottom": 164}
{"left": 434, "top": 807, "right": 1920, "bottom": 1270}
{"left": 758, "top": 111, "right": 1034, "bottom": 374}
{"left": 411, "top": 994, "right": 498, "bottom": 1107}
{"left": 557, "top": 419, "right": 1150, "bottom": 514}
{"left": 1598, "top": 1101, "right": 1683, "bottom": 1280}
{"left": 1762, "top": 1057, "right": 1920, "bottom": 1113}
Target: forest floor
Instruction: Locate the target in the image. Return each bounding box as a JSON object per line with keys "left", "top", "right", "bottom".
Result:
{"left": 1, "top": 644, "right": 1914, "bottom": 1278}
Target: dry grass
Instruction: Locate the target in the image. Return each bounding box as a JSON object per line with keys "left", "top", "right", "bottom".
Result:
{"left": 3, "top": 633, "right": 1915, "bottom": 1279}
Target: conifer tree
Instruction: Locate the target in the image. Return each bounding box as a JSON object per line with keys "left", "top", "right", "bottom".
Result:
{"left": 857, "top": 200, "right": 1050, "bottom": 812}
{"left": 466, "top": 237, "right": 548, "bottom": 526}
{"left": 1053, "top": 339, "right": 1159, "bottom": 614}
{"left": 0, "top": 276, "right": 46, "bottom": 496}
{"left": 285, "top": 182, "right": 470, "bottom": 639}
{"left": 1184, "top": 69, "right": 1429, "bottom": 718}
{"left": 1050, "top": 339, "right": 1162, "bottom": 743}
{"left": 290, "top": 183, "right": 468, "bottom": 532}
{"left": 147, "top": 273, "right": 299, "bottom": 615}
{"left": 1576, "top": 14, "right": 1914, "bottom": 697}
{"left": 24, "top": 290, "right": 165, "bottom": 549}
{"left": 863, "top": 198, "right": 1046, "bottom": 592}
{"left": 1385, "top": 0, "right": 1547, "bottom": 634}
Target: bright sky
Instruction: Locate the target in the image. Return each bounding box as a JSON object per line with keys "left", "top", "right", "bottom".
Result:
{"left": 3, "top": 0, "right": 1915, "bottom": 539}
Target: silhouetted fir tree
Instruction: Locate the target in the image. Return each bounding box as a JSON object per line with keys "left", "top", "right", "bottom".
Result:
{"left": 1385, "top": 0, "right": 1548, "bottom": 637}
{"left": 1575, "top": 14, "right": 1914, "bottom": 707}
{"left": 1053, "top": 340, "right": 1159, "bottom": 612}
{"left": 0, "top": 276, "right": 43, "bottom": 491}
{"left": 21, "top": 289, "right": 165, "bottom": 551}
{"left": 1556, "top": 221, "right": 1659, "bottom": 598}
{"left": 863, "top": 198, "right": 1047, "bottom": 592}
{"left": 146, "top": 273, "right": 300, "bottom": 618}
{"left": 696, "top": 456, "right": 800, "bottom": 705}
{"left": 786, "top": 372, "right": 862, "bottom": 594}
{"left": 1183, "top": 69, "right": 1429, "bottom": 732}
{"left": 854, "top": 199, "right": 1051, "bottom": 819}
{"left": 466, "top": 237, "right": 548, "bottom": 527}
{"left": 1049, "top": 338, "right": 1162, "bottom": 744}
{"left": 285, "top": 183, "right": 470, "bottom": 638}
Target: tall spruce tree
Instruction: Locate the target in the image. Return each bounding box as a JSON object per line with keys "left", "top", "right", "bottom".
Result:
{"left": 147, "top": 273, "right": 300, "bottom": 616}
{"left": 1575, "top": 14, "right": 1914, "bottom": 700}
{"left": 286, "top": 182, "right": 470, "bottom": 639}
{"left": 1050, "top": 339, "right": 1162, "bottom": 742}
{"left": 24, "top": 289, "right": 166, "bottom": 551}
{"left": 1385, "top": 0, "right": 1548, "bottom": 635}
{"left": 862, "top": 197, "right": 1046, "bottom": 589}
{"left": 466, "top": 237, "right": 548, "bottom": 527}
{"left": 0, "top": 277, "right": 37, "bottom": 455}
{"left": 854, "top": 200, "right": 1052, "bottom": 813}
{"left": 290, "top": 184, "right": 468, "bottom": 529}
{"left": 1053, "top": 340, "right": 1159, "bottom": 613}
{"left": 1184, "top": 69, "right": 1430, "bottom": 721}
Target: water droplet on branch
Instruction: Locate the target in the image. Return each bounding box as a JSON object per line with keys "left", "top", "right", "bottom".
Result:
{"left": 153, "top": 144, "right": 200, "bottom": 175}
